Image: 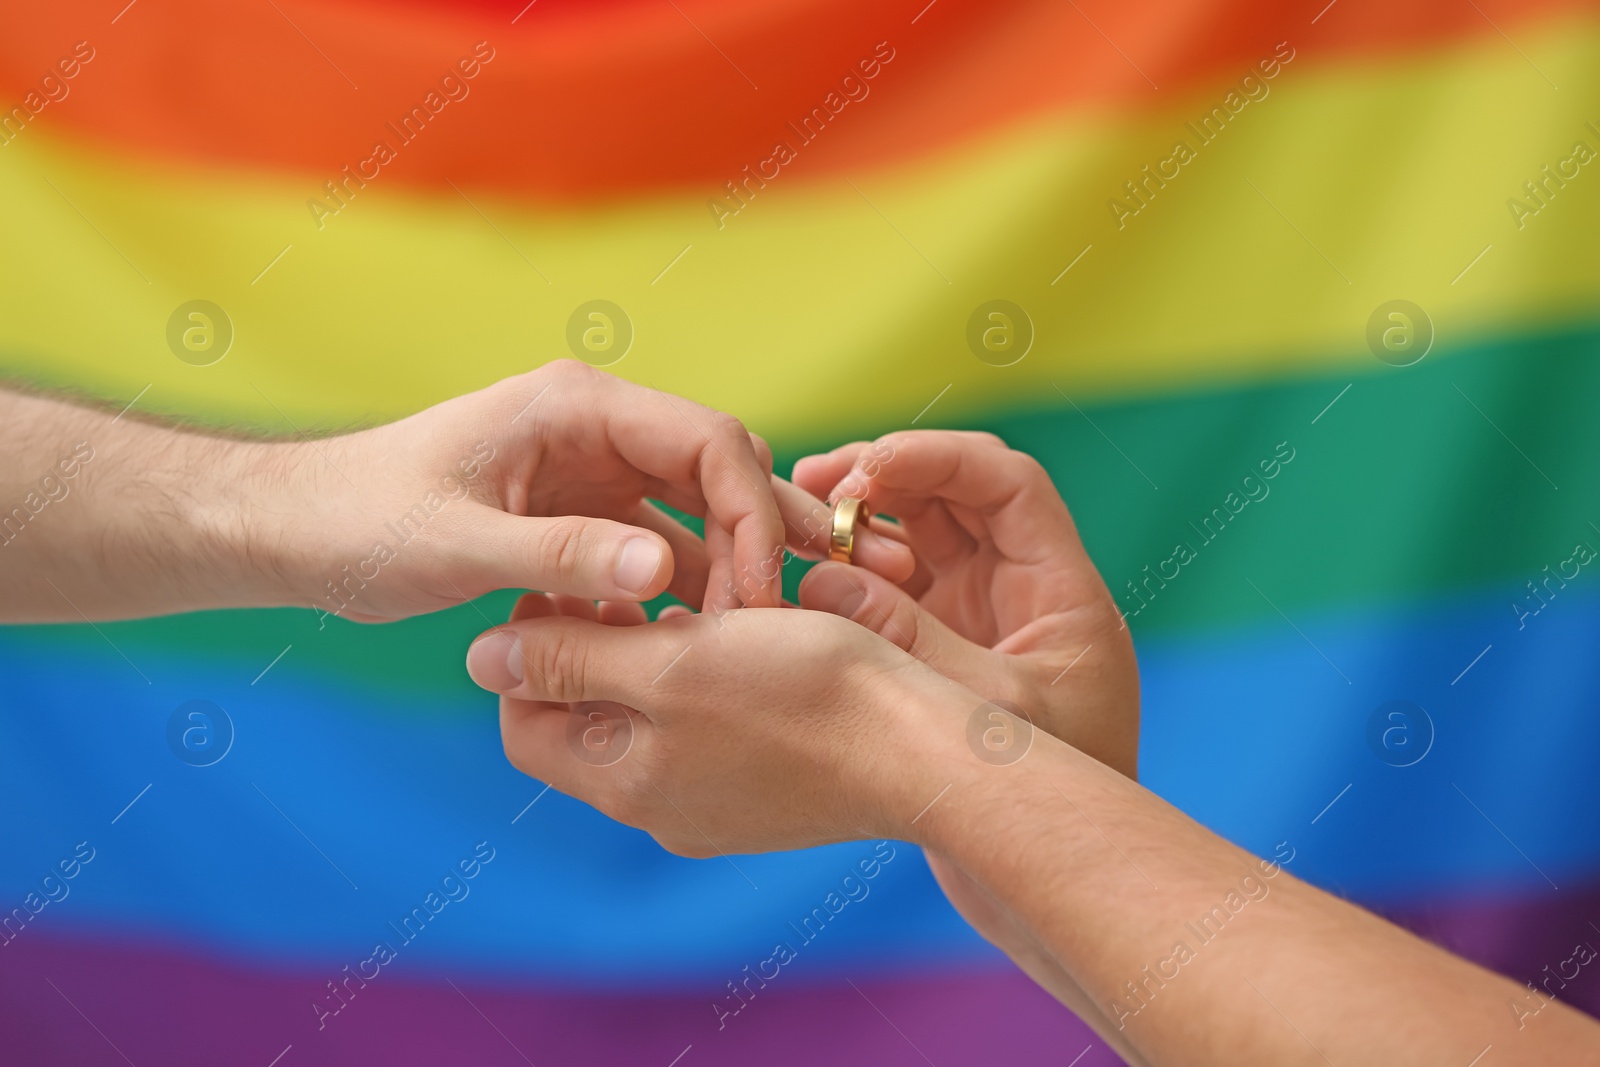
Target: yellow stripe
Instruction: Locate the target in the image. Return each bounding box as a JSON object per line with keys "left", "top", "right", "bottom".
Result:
{"left": 1, "top": 16, "right": 1597, "bottom": 440}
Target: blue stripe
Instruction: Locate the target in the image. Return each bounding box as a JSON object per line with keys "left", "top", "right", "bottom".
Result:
{"left": 1141, "top": 586, "right": 1600, "bottom": 902}
{"left": 1, "top": 585, "right": 1596, "bottom": 982}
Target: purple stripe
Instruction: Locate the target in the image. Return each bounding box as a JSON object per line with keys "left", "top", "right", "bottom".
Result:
{"left": 7, "top": 882, "right": 1600, "bottom": 1066}
{"left": 1374, "top": 887, "right": 1600, "bottom": 1017}
{"left": 2, "top": 932, "right": 1113, "bottom": 1066}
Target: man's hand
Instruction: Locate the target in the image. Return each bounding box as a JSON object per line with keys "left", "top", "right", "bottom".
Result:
{"left": 793, "top": 430, "right": 1147, "bottom": 1061}
{"left": 470, "top": 598, "right": 964, "bottom": 856}
{"left": 792, "top": 430, "right": 1138, "bottom": 776}
{"left": 285, "top": 359, "right": 802, "bottom": 619}
{"left": 0, "top": 361, "right": 912, "bottom": 622}
{"left": 465, "top": 434, "right": 1600, "bottom": 1067}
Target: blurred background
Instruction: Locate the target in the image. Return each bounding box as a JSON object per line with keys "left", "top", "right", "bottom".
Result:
{"left": 2, "top": 1, "right": 1598, "bottom": 1063}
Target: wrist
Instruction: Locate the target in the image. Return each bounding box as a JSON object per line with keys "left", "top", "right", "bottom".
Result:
{"left": 177, "top": 433, "right": 310, "bottom": 609}
{"left": 863, "top": 663, "right": 992, "bottom": 847}
{"left": 870, "top": 668, "right": 1099, "bottom": 863}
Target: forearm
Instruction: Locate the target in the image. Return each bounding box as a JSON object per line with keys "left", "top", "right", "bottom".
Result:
{"left": 0, "top": 388, "right": 309, "bottom": 620}
{"left": 910, "top": 725, "right": 1600, "bottom": 1065}
{"left": 923, "top": 848, "right": 1153, "bottom": 1066}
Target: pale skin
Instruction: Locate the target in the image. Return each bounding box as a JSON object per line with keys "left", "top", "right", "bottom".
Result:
{"left": 472, "top": 430, "right": 1600, "bottom": 1067}
{"left": 0, "top": 360, "right": 910, "bottom": 623}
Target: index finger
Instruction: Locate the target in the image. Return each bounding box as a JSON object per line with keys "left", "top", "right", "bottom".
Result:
{"left": 770, "top": 475, "right": 916, "bottom": 584}
{"left": 825, "top": 431, "right": 1088, "bottom": 570}
{"left": 583, "top": 370, "right": 785, "bottom": 610}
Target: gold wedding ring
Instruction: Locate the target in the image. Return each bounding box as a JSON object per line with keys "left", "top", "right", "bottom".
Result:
{"left": 830, "top": 497, "right": 866, "bottom": 564}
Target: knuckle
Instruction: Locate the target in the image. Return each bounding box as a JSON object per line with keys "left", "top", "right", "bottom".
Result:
{"left": 1012, "top": 450, "right": 1049, "bottom": 479}
{"left": 711, "top": 412, "right": 749, "bottom": 444}
{"left": 532, "top": 519, "right": 592, "bottom": 580}
{"left": 1004, "top": 449, "right": 1051, "bottom": 490}
{"left": 541, "top": 357, "right": 598, "bottom": 382}
{"left": 512, "top": 360, "right": 595, "bottom": 415}
{"left": 530, "top": 627, "right": 589, "bottom": 702}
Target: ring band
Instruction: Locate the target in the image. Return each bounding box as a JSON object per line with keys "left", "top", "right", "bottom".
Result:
{"left": 830, "top": 497, "right": 866, "bottom": 564}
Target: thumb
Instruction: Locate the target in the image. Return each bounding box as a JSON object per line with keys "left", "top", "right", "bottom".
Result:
{"left": 799, "top": 562, "right": 984, "bottom": 679}
{"left": 465, "top": 613, "right": 668, "bottom": 702}
{"left": 474, "top": 511, "right": 672, "bottom": 602}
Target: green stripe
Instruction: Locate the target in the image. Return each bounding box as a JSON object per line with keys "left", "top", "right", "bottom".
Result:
{"left": 14, "top": 320, "right": 1598, "bottom": 701}
{"left": 964, "top": 320, "right": 1599, "bottom": 637}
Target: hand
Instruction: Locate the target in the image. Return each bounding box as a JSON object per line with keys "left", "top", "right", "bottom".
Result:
{"left": 269, "top": 360, "right": 911, "bottom": 621}
{"left": 793, "top": 430, "right": 1139, "bottom": 1013}
{"left": 792, "top": 430, "right": 1138, "bottom": 776}
{"left": 467, "top": 596, "right": 965, "bottom": 856}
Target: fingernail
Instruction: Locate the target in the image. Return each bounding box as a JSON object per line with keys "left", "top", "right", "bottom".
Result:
{"left": 872, "top": 530, "right": 912, "bottom": 557}
{"left": 467, "top": 631, "right": 523, "bottom": 692}
{"left": 614, "top": 537, "right": 663, "bottom": 595}
{"left": 836, "top": 584, "right": 867, "bottom": 619}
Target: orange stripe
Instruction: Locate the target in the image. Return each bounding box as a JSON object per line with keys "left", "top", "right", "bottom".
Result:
{"left": 0, "top": 0, "right": 1587, "bottom": 201}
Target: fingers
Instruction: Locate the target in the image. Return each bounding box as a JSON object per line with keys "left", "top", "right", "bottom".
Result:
{"left": 510, "top": 589, "right": 648, "bottom": 628}
{"left": 473, "top": 511, "right": 673, "bottom": 602}
{"left": 550, "top": 594, "right": 600, "bottom": 621}
{"left": 466, "top": 612, "right": 687, "bottom": 703}
{"left": 814, "top": 431, "right": 1090, "bottom": 570}
{"left": 492, "top": 596, "right": 656, "bottom": 807}
{"left": 589, "top": 372, "right": 784, "bottom": 609}
{"left": 791, "top": 446, "right": 862, "bottom": 500}
{"left": 597, "top": 600, "right": 649, "bottom": 626}
{"left": 509, "top": 592, "right": 558, "bottom": 623}
{"left": 796, "top": 440, "right": 973, "bottom": 573}
{"left": 839, "top": 431, "right": 1043, "bottom": 522}
{"left": 498, "top": 697, "right": 598, "bottom": 799}
{"left": 629, "top": 501, "right": 711, "bottom": 608}
{"left": 793, "top": 437, "right": 901, "bottom": 504}
{"left": 770, "top": 475, "right": 916, "bottom": 583}
{"left": 700, "top": 518, "right": 742, "bottom": 614}
{"left": 496, "top": 362, "right": 784, "bottom": 608}
{"left": 799, "top": 561, "right": 991, "bottom": 680}
{"left": 747, "top": 431, "right": 776, "bottom": 478}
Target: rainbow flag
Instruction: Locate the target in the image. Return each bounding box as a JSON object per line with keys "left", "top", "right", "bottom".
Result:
{"left": 3, "top": 1, "right": 1598, "bottom": 1062}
